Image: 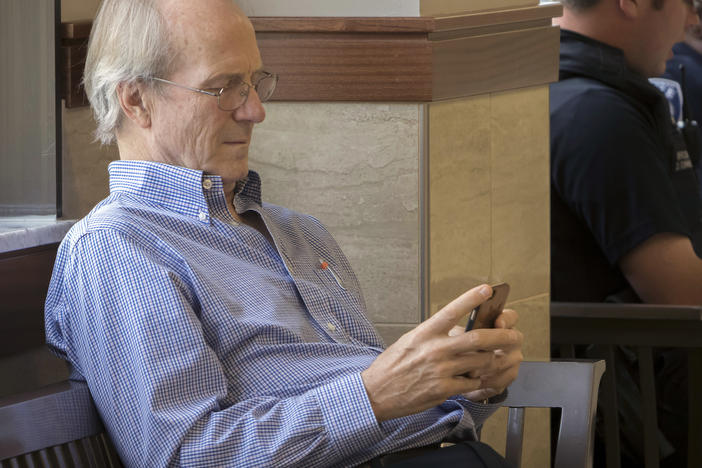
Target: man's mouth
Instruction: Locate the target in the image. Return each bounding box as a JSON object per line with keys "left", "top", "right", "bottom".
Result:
{"left": 223, "top": 140, "right": 247, "bottom": 145}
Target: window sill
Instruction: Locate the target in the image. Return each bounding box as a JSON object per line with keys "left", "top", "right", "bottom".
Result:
{"left": 0, "top": 216, "right": 75, "bottom": 254}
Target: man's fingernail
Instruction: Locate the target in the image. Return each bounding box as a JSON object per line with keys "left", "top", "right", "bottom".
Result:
{"left": 479, "top": 285, "right": 491, "bottom": 298}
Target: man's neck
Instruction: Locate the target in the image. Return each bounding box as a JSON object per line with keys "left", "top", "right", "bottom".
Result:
{"left": 225, "top": 190, "right": 244, "bottom": 223}
{"left": 558, "top": 7, "right": 640, "bottom": 71}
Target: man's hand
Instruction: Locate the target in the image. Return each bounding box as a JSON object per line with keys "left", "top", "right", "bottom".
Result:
{"left": 454, "top": 308, "right": 522, "bottom": 402}
{"left": 361, "top": 284, "right": 524, "bottom": 422}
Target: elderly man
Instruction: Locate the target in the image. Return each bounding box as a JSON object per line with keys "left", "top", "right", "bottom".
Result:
{"left": 44, "top": 1, "right": 522, "bottom": 467}
{"left": 550, "top": 0, "right": 700, "bottom": 466}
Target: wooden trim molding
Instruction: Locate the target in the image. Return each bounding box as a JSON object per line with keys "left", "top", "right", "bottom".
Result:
{"left": 60, "top": 3, "right": 561, "bottom": 107}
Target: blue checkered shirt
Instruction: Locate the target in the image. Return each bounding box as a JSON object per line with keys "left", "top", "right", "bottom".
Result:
{"left": 45, "top": 161, "right": 496, "bottom": 467}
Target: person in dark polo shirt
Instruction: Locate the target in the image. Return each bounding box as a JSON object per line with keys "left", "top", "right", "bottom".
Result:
{"left": 550, "top": 0, "right": 701, "bottom": 465}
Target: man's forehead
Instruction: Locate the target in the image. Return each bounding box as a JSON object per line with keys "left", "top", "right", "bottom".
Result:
{"left": 156, "top": 0, "right": 260, "bottom": 72}
{"left": 157, "top": 0, "right": 245, "bottom": 18}
{"left": 158, "top": 0, "right": 252, "bottom": 41}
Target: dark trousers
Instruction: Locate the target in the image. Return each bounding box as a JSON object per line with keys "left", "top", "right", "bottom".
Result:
{"left": 365, "top": 442, "right": 514, "bottom": 468}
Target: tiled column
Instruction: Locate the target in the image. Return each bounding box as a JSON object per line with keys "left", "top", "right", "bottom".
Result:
{"left": 426, "top": 87, "right": 550, "bottom": 462}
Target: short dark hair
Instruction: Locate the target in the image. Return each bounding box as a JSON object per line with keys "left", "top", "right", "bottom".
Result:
{"left": 562, "top": 0, "right": 664, "bottom": 11}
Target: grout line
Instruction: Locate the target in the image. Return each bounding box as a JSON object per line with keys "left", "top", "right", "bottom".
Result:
{"left": 506, "top": 292, "right": 550, "bottom": 306}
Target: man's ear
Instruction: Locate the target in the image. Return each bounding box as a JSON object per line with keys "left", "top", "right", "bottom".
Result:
{"left": 116, "top": 81, "right": 152, "bottom": 129}
{"left": 619, "top": 0, "right": 640, "bottom": 19}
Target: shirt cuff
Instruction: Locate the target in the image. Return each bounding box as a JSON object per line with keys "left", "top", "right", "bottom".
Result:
{"left": 314, "top": 372, "right": 385, "bottom": 459}
{"left": 459, "top": 390, "right": 508, "bottom": 429}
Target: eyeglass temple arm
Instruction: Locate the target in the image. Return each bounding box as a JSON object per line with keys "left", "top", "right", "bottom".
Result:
{"left": 151, "top": 77, "right": 219, "bottom": 97}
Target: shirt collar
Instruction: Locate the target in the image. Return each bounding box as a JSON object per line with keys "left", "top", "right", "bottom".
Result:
{"left": 108, "top": 160, "right": 263, "bottom": 223}
{"left": 558, "top": 29, "right": 666, "bottom": 112}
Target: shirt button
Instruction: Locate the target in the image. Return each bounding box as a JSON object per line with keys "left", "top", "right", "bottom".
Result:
{"left": 326, "top": 322, "right": 336, "bottom": 332}
{"left": 202, "top": 179, "right": 213, "bottom": 190}
{"left": 198, "top": 211, "right": 208, "bottom": 222}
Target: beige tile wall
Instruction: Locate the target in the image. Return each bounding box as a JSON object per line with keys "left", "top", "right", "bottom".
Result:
{"left": 428, "top": 94, "right": 492, "bottom": 312}
{"left": 428, "top": 86, "right": 551, "bottom": 465}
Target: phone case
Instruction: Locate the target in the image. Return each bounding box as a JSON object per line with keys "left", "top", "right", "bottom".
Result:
{"left": 466, "top": 282, "right": 510, "bottom": 330}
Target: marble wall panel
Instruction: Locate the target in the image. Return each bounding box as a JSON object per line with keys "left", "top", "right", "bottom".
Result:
{"left": 428, "top": 95, "right": 492, "bottom": 315}
{"left": 61, "top": 105, "right": 118, "bottom": 219}
{"left": 249, "top": 102, "right": 422, "bottom": 326}
{"left": 490, "top": 86, "right": 550, "bottom": 303}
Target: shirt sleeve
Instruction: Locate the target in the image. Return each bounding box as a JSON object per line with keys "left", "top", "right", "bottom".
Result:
{"left": 45, "top": 228, "right": 481, "bottom": 467}
{"left": 551, "top": 88, "right": 690, "bottom": 265}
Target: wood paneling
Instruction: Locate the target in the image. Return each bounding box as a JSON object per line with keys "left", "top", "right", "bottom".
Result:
{"left": 256, "top": 32, "right": 434, "bottom": 101}
{"left": 0, "top": 244, "right": 59, "bottom": 357}
{"left": 59, "top": 3, "right": 562, "bottom": 106}
{"left": 432, "top": 26, "right": 560, "bottom": 100}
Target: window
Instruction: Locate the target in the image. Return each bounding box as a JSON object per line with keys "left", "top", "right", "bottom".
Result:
{"left": 0, "top": 0, "right": 61, "bottom": 219}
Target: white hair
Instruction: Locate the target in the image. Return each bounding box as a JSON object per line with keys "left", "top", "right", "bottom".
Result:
{"left": 83, "top": 0, "right": 172, "bottom": 145}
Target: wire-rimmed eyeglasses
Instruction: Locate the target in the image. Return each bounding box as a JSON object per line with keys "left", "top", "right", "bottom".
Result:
{"left": 152, "top": 70, "right": 278, "bottom": 111}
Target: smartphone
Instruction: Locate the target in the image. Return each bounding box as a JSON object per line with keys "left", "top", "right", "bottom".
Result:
{"left": 464, "top": 282, "right": 510, "bottom": 331}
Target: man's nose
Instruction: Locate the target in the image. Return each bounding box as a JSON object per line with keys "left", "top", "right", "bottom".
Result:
{"left": 233, "top": 89, "right": 266, "bottom": 123}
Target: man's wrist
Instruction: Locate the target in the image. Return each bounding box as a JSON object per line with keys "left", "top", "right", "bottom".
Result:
{"left": 482, "top": 390, "right": 508, "bottom": 405}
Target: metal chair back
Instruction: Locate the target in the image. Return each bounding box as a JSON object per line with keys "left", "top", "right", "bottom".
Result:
{"left": 502, "top": 359, "right": 606, "bottom": 468}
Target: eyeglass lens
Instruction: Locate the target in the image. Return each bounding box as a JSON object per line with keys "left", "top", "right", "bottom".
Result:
{"left": 218, "top": 74, "right": 277, "bottom": 111}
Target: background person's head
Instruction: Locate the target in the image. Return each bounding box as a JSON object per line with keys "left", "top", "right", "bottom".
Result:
{"left": 559, "top": 0, "right": 699, "bottom": 77}
{"left": 84, "top": 0, "right": 268, "bottom": 189}
{"left": 685, "top": 0, "right": 702, "bottom": 44}
{"left": 561, "top": 0, "right": 666, "bottom": 10}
